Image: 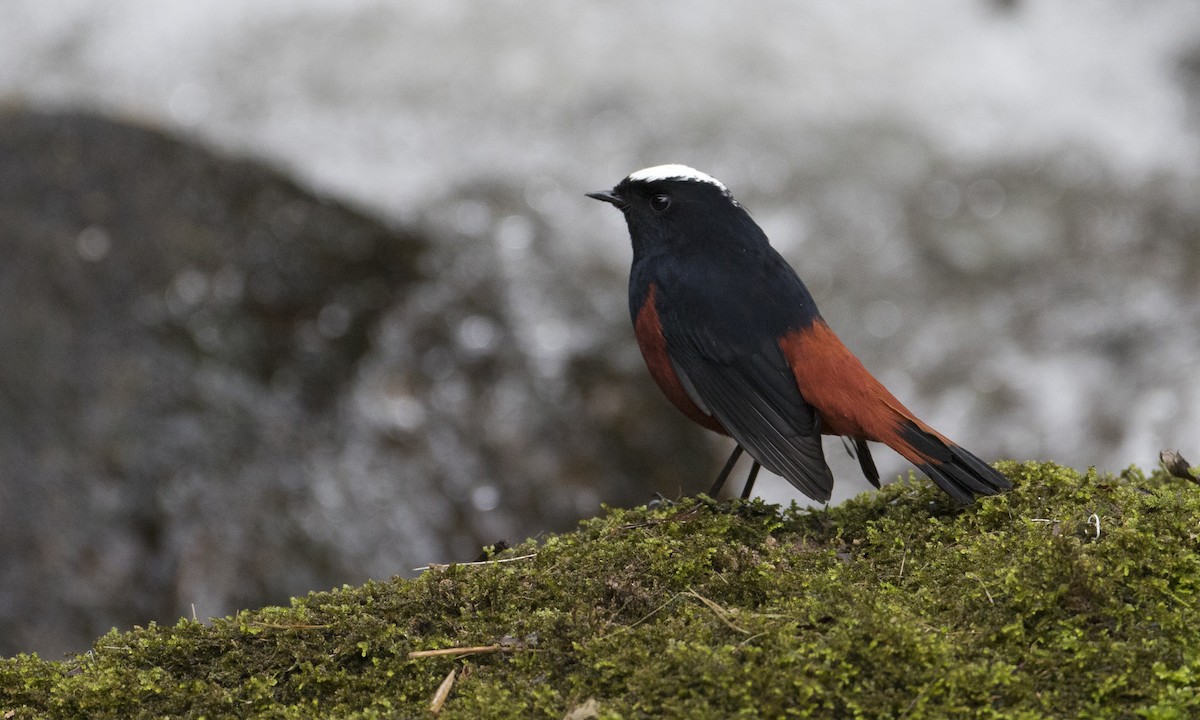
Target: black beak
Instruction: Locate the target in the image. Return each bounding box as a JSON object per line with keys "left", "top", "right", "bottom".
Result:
{"left": 586, "top": 189, "right": 626, "bottom": 209}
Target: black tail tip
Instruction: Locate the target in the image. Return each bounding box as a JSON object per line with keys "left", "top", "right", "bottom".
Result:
{"left": 919, "top": 447, "right": 1010, "bottom": 504}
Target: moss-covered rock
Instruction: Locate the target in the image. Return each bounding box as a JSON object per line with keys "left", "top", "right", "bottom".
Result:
{"left": 3, "top": 461, "right": 1199, "bottom": 718}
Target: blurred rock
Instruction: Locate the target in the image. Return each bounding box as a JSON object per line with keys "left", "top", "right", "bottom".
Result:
{"left": 0, "top": 110, "right": 712, "bottom": 657}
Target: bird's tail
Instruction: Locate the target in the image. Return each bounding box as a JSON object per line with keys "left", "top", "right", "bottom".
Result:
{"left": 890, "top": 418, "right": 1010, "bottom": 504}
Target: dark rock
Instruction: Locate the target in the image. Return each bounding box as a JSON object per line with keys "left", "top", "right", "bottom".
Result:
{"left": 0, "top": 110, "right": 713, "bottom": 657}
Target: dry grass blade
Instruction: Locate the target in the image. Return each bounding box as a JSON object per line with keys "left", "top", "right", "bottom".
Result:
{"left": 409, "top": 645, "right": 506, "bottom": 659}
{"left": 684, "top": 589, "right": 749, "bottom": 635}
{"left": 616, "top": 504, "right": 704, "bottom": 531}
{"left": 412, "top": 552, "right": 538, "bottom": 573}
{"left": 429, "top": 668, "right": 456, "bottom": 714}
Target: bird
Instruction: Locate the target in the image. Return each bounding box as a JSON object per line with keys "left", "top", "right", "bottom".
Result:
{"left": 587, "top": 164, "right": 1010, "bottom": 504}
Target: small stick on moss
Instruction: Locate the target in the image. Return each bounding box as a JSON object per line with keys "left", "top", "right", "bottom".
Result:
{"left": 248, "top": 622, "right": 334, "bottom": 630}
{"left": 967, "top": 573, "right": 995, "bottom": 605}
{"left": 409, "top": 645, "right": 509, "bottom": 659}
{"left": 684, "top": 589, "right": 750, "bottom": 635}
{"left": 410, "top": 639, "right": 539, "bottom": 659}
{"left": 602, "top": 594, "right": 684, "bottom": 638}
{"left": 412, "top": 552, "right": 537, "bottom": 573}
{"left": 616, "top": 504, "right": 704, "bottom": 531}
{"left": 429, "top": 668, "right": 456, "bottom": 714}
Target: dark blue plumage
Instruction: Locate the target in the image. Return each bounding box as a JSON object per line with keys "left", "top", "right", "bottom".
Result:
{"left": 589, "top": 164, "right": 1009, "bottom": 503}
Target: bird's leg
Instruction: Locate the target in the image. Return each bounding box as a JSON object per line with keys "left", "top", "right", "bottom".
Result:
{"left": 740, "top": 461, "right": 762, "bottom": 499}
{"left": 709, "top": 444, "right": 745, "bottom": 496}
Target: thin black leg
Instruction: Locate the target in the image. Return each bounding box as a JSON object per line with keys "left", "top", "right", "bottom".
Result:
{"left": 709, "top": 444, "right": 745, "bottom": 496}
{"left": 740, "top": 461, "right": 762, "bottom": 499}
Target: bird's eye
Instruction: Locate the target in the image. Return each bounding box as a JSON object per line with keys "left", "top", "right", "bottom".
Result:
{"left": 649, "top": 194, "right": 672, "bottom": 212}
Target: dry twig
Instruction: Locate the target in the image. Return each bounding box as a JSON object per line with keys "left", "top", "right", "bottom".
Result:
{"left": 408, "top": 645, "right": 510, "bottom": 659}
{"left": 684, "top": 589, "right": 750, "bottom": 635}
{"left": 413, "top": 552, "right": 538, "bottom": 573}
{"left": 429, "top": 668, "right": 456, "bottom": 714}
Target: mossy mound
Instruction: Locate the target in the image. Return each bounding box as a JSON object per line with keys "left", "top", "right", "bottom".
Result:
{"left": 3, "top": 461, "right": 1199, "bottom": 718}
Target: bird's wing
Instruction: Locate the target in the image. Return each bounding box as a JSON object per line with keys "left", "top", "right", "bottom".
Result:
{"left": 665, "top": 325, "right": 834, "bottom": 502}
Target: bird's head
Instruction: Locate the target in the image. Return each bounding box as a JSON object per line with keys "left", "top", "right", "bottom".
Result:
{"left": 588, "top": 164, "right": 757, "bottom": 257}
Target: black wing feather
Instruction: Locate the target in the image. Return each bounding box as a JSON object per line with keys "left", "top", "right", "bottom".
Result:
{"left": 667, "top": 331, "right": 834, "bottom": 502}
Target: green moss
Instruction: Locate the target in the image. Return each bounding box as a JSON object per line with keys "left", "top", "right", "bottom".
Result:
{"left": 3, "top": 462, "right": 1200, "bottom": 718}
